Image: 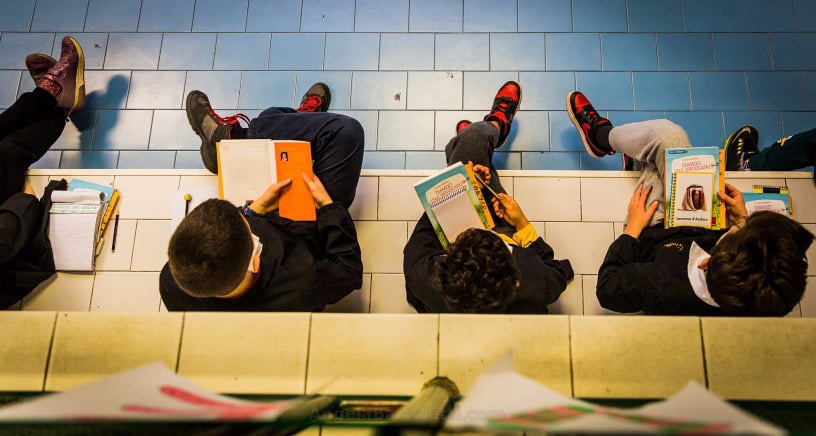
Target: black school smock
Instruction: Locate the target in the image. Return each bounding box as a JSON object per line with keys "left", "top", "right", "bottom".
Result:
{"left": 403, "top": 213, "right": 573, "bottom": 314}
{"left": 597, "top": 223, "right": 729, "bottom": 316}
{"left": 160, "top": 202, "right": 362, "bottom": 311}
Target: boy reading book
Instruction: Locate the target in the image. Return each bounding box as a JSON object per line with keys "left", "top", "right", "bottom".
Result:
{"left": 0, "top": 37, "right": 84, "bottom": 308}
{"left": 404, "top": 82, "right": 573, "bottom": 314}
{"left": 567, "top": 91, "right": 814, "bottom": 316}
{"left": 160, "top": 85, "right": 364, "bottom": 311}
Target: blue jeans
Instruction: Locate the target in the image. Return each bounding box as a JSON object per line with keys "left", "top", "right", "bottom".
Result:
{"left": 247, "top": 108, "right": 364, "bottom": 208}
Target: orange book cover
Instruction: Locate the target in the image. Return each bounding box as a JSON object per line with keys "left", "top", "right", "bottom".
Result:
{"left": 274, "top": 141, "right": 316, "bottom": 221}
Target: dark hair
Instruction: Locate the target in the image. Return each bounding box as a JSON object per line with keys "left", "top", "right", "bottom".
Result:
{"left": 167, "top": 199, "right": 253, "bottom": 297}
{"left": 435, "top": 229, "right": 520, "bottom": 313}
{"left": 707, "top": 211, "right": 814, "bottom": 316}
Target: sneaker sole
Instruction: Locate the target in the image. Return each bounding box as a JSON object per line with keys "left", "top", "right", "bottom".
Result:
{"left": 69, "top": 37, "right": 85, "bottom": 113}
{"left": 565, "top": 91, "right": 603, "bottom": 159}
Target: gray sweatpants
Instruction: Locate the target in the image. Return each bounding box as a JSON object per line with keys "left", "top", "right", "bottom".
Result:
{"left": 608, "top": 119, "right": 691, "bottom": 225}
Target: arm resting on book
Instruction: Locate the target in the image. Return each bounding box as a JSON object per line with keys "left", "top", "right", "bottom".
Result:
{"left": 596, "top": 234, "right": 656, "bottom": 313}
{"left": 0, "top": 193, "right": 43, "bottom": 266}
{"left": 310, "top": 202, "right": 363, "bottom": 305}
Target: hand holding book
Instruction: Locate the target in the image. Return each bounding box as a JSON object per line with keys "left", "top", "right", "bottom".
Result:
{"left": 716, "top": 183, "right": 748, "bottom": 227}
{"left": 250, "top": 179, "right": 292, "bottom": 215}
{"left": 624, "top": 184, "right": 659, "bottom": 239}
{"left": 491, "top": 193, "right": 530, "bottom": 231}
{"left": 301, "top": 173, "right": 334, "bottom": 208}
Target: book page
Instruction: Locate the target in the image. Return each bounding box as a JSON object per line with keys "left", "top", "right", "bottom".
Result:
{"left": 217, "top": 139, "right": 276, "bottom": 206}
{"left": 49, "top": 211, "right": 99, "bottom": 271}
{"left": 433, "top": 192, "right": 484, "bottom": 243}
{"left": 274, "top": 141, "right": 316, "bottom": 221}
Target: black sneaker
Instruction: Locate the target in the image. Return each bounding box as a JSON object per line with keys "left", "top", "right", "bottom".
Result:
{"left": 724, "top": 126, "right": 758, "bottom": 171}
{"left": 483, "top": 81, "right": 522, "bottom": 147}
{"left": 296, "top": 82, "right": 331, "bottom": 112}
{"left": 566, "top": 91, "right": 614, "bottom": 159}
{"left": 186, "top": 90, "right": 250, "bottom": 174}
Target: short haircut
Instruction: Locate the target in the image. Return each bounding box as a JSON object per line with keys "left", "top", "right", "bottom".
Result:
{"left": 167, "top": 199, "right": 253, "bottom": 297}
{"left": 435, "top": 229, "right": 520, "bottom": 313}
{"left": 707, "top": 211, "right": 814, "bottom": 316}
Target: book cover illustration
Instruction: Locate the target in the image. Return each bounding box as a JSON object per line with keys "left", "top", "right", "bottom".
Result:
{"left": 413, "top": 162, "right": 494, "bottom": 250}
{"left": 743, "top": 185, "right": 792, "bottom": 217}
{"left": 664, "top": 147, "right": 725, "bottom": 229}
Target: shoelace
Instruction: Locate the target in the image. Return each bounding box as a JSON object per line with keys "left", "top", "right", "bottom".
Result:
{"left": 582, "top": 105, "right": 603, "bottom": 125}
{"left": 208, "top": 108, "right": 250, "bottom": 127}
{"left": 297, "top": 95, "right": 323, "bottom": 112}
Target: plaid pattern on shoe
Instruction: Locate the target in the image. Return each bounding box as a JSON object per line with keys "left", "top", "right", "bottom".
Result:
{"left": 483, "top": 81, "right": 522, "bottom": 148}
{"left": 724, "top": 126, "right": 758, "bottom": 171}
{"left": 566, "top": 91, "right": 614, "bottom": 159}
{"left": 25, "top": 53, "right": 56, "bottom": 86}
{"left": 186, "top": 90, "right": 250, "bottom": 174}
{"left": 297, "top": 82, "right": 331, "bottom": 112}
{"left": 42, "top": 36, "right": 85, "bottom": 113}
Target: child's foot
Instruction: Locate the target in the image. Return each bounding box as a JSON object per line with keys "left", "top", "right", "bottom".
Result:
{"left": 456, "top": 120, "right": 472, "bottom": 135}
{"left": 186, "top": 90, "right": 250, "bottom": 174}
{"left": 297, "top": 82, "right": 331, "bottom": 112}
{"left": 724, "top": 126, "right": 758, "bottom": 171}
{"left": 483, "top": 81, "right": 522, "bottom": 148}
{"left": 25, "top": 53, "right": 56, "bottom": 86}
{"left": 40, "top": 36, "right": 85, "bottom": 113}
{"left": 566, "top": 91, "right": 613, "bottom": 159}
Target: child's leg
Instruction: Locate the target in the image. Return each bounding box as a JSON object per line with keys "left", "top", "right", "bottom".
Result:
{"left": 444, "top": 121, "right": 507, "bottom": 194}
{"left": 748, "top": 128, "right": 816, "bottom": 171}
{"left": 607, "top": 119, "right": 692, "bottom": 224}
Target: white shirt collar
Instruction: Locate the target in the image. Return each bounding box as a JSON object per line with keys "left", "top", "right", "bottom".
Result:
{"left": 688, "top": 242, "right": 720, "bottom": 307}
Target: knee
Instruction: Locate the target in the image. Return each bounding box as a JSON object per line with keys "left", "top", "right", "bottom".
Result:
{"left": 333, "top": 115, "right": 365, "bottom": 151}
{"left": 655, "top": 119, "right": 690, "bottom": 147}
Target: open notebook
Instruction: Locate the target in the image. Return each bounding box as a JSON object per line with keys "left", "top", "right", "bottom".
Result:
{"left": 48, "top": 190, "right": 106, "bottom": 271}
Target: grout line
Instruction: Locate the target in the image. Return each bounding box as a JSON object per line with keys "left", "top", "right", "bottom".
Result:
{"left": 174, "top": 312, "right": 186, "bottom": 373}
{"left": 28, "top": 0, "right": 37, "bottom": 32}
{"left": 40, "top": 312, "right": 60, "bottom": 392}
{"left": 302, "top": 313, "right": 313, "bottom": 394}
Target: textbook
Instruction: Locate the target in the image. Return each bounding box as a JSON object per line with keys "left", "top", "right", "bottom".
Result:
{"left": 664, "top": 147, "right": 725, "bottom": 229}
{"left": 217, "top": 139, "right": 316, "bottom": 221}
{"left": 413, "top": 162, "right": 494, "bottom": 250}
{"left": 743, "top": 185, "right": 793, "bottom": 218}
{"left": 68, "top": 178, "right": 119, "bottom": 242}
{"left": 48, "top": 189, "right": 106, "bottom": 271}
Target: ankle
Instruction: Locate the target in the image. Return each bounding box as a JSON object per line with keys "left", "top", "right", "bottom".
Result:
{"left": 231, "top": 127, "right": 248, "bottom": 139}
{"left": 488, "top": 120, "right": 500, "bottom": 131}
{"left": 38, "top": 77, "right": 62, "bottom": 100}
{"left": 595, "top": 125, "right": 613, "bottom": 149}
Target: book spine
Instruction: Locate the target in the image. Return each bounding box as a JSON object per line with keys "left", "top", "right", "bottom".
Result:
{"left": 464, "top": 163, "right": 495, "bottom": 229}
{"left": 98, "top": 189, "right": 119, "bottom": 238}
{"left": 715, "top": 149, "right": 725, "bottom": 229}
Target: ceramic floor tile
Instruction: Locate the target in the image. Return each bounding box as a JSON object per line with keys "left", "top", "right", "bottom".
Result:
{"left": 369, "top": 274, "right": 415, "bottom": 313}
{"left": 545, "top": 222, "right": 614, "bottom": 275}
{"left": 407, "top": 72, "right": 463, "bottom": 110}
{"left": 548, "top": 276, "right": 584, "bottom": 315}
{"left": 355, "top": 221, "right": 408, "bottom": 273}
{"left": 22, "top": 273, "right": 94, "bottom": 311}
{"left": 581, "top": 275, "right": 622, "bottom": 315}
{"left": 94, "top": 219, "right": 137, "bottom": 271}
{"left": 702, "top": 318, "right": 816, "bottom": 400}
{"left": 178, "top": 175, "right": 219, "bottom": 190}
{"left": 348, "top": 176, "right": 378, "bottom": 221}
{"left": 113, "top": 176, "right": 179, "bottom": 219}
{"left": 91, "top": 272, "right": 161, "bottom": 312}
{"left": 131, "top": 220, "right": 171, "bottom": 271}
{"left": 178, "top": 313, "right": 310, "bottom": 394}
{"left": 350, "top": 72, "right": 407, "bottom": 110}
{"left": 46, "top": 312, "right": 182, "bottom": 391}
{"left": 0, "top": 312, "right": 56, "bottom": 391}
{"left": 307, "top": 314, "right": 438, "bottom": 395}
{"left": 787, "top": 178, "right": 816, "bottom": 223}
{"left": 25, "top": 175, "right": 50, "bottom": 195}
{"left": 377, "top": 111, "right": 435, "bottom": 151}
{"left": 433, "top": 111, "right": 487, "bottom": 149}
{"left": 512, "top": 177, "right": 581, "bottom": 221}
{"left": 581, "top": 178, "right": 638, "bottom": 222}
{"left": 571, "top": 316, "right": 705, "bottom": 398}
{"left": 377, "top": 177, "right": 424, "bottom": 220}
{"left": 439, "top": 314, "right": 571, "bottom": 395}
{"left": 325, "top": 274, "right": 372, "bottom": 313}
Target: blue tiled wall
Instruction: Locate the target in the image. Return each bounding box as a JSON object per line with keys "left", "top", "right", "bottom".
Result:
{"left": 2, "top": 0, "right": 815, "bottom": 170}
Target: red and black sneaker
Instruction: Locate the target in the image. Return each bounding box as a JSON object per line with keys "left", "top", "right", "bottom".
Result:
{"left": 622, "top": 154, "right": 635, "bottom": 171}
{"left": 296, "top": 82, "right": 331, "bottom": 112}
{"left": 483, "top": 81, "right": 522, "bottom": 147}
{"left": 186, "top": 90, "right": 250, "bottom": 174}
{"left": 566, "top": 91, "right": 614, "bottom": 159}
{"left": 455, "top": 119, "right": 472, "bottom": 135}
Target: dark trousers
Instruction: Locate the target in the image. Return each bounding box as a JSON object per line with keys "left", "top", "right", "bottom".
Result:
{"left": 247, "top": 108, "right": 364, "bottom": 208}
{"left": 749, "top": 128, "right": 816, "bottom": 172}
{"left": 444, "top": 121, "right": 509, "bottom": 225}
{"left": 0, "top": 88, "right": 64, "bottom": 203}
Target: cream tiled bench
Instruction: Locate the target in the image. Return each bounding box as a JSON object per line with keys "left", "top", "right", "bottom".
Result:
{"left": 11, "top": 169, "right": 816, "bottom": 316}
{"left": 2, "top": 311, "right": 815, "bottom": 402}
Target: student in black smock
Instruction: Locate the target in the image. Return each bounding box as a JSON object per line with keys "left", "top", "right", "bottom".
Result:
{"left": 160, "top": 84, "right": 364, "bottom": 311}
{"left": 567, "top": 91, "right": 814, "bottom": 316}
{"left": 404, "top": 82, "right": 573, "bottom": 314}
{"left": 1, "top": 37, "right": 85, "bottom": 308}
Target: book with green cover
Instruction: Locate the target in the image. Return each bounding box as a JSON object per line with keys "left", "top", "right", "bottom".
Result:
{"left": 743, "top": 185, "right": 792, "bottom": 217}
{"left": 413, "top": 162, "right": 494, "bottom": 250}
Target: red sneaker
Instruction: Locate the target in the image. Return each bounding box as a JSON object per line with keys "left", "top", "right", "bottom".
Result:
{"left": 483, "top": 81, "right": 522, "bottom": 147}
{"left": 296, "top": 82, "right": 331, "bottom": 112}
{"left": 456, "top": 119, "right": 472, "bottom": 135}
{"left": 566, "top": 91, "right": 614, "bottom": 159}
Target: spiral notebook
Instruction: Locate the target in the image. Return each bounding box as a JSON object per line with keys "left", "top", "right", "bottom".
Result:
{"left": 48, "top": 190, "right": 106, "bottom": 271}
{"left": 413, "top": 162, "right": 494, "bottom": 250}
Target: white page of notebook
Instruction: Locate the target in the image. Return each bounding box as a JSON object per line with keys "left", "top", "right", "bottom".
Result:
{"left": 433, "top": 193, "right": 484, "bottom": 243}
{"left": 48, "top": 210, "right": 99, "bottom": 271}
{"left": 217, "top": 139, "right": 276, "bottom": 206}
